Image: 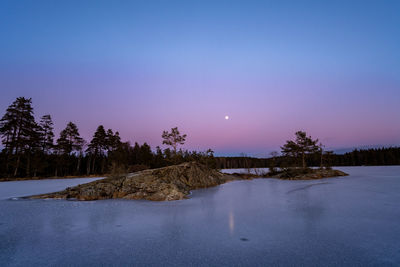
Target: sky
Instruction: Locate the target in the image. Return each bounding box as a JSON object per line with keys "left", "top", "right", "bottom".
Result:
{"left": 0, "top": 0, "right": 399, "bottom": 157}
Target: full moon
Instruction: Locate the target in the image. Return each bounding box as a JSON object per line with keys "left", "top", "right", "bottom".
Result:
{"left": 225, "top": 115, "right": 229, "bottom": 120}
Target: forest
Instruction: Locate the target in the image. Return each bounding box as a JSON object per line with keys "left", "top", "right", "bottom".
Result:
{"left": 0, "top": 97, "right": 399, "bottom": 178}
{"left": 0, "top": 97, "right": 215, "bottom": 178}
{"left": 215, "top": 147, "right": 400, "bottom": 169}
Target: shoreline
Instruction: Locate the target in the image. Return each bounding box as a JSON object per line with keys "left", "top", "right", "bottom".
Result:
{"left": 0, "top": 175, "right": 105, "bottom": 182}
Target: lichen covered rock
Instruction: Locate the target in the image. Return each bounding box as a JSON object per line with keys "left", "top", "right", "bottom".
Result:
{"left": 275, "top": 168, "right": 348, "bottom": 180}
{"left": 31, "top": 162, "right": 232, "bottom": 201}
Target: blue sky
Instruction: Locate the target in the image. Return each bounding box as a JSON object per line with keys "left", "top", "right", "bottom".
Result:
{"left": 1, "top": 0, "right": 399, "bottom": 156}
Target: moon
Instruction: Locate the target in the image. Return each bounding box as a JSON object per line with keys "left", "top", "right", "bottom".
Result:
{"left": 225, "top": 115, "right": 229, "bottom": 120}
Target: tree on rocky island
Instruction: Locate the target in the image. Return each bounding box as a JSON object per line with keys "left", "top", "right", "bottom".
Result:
{"left": 323, "top": 150, "right": 334, "bottom": 170}
{"left": 162, "top": 127, "right": 187, "bottom": 154}
{"left": 281, "top": 131, "right": 320, "bottom": 169}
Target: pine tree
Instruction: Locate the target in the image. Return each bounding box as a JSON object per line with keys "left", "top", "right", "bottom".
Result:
{"left": 87, "top": 126, "right": 123, "bottom": 174}
{"left": 57, "top": 122, "right": 84, "bottom": 155}
{"left": 38, "top": 114, "right": 54, "bottom": 154}
{"left": 154, "top": 146, "right": 165, "bottom": 167}
{"left": 0, "top": 97, "right": 37, "bottom": 176}
{"left": 25, "top": 122, "right": 42, "bottom": 177}
{"left": 139, "top": 142, "right": 153, "bottom": 166}
{"left": 281, "top": 131, "right": 320, "bottom": 168}
{"left": 112, "top": 131, "right": 121, "bottom": 150}
{"left": 132, "top": 142, "right": 141, "bottom": 164}
{"left": 105, "top": 129, "right": 122, "bottom": 153}
{"left": 105, "top": 129, "right": 114, "bottom": 152}
{"left": 162, "top": 127, "right": 187, "bottom": 160}
{"left": 87, "top": 125, "right": 107, "bottom": 155}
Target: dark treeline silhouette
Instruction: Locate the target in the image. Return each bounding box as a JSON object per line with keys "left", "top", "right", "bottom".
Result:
{"left": 216, "top": 131, "right": 400, "bottom": 169}
{"left": 215, "top": 157, "right": 269, "bottom": 169}
{"left": 215, "top": 147, "right": 400, "bottom": 169}
{"left": 0, "top": 97, "right": 215, "bottom": 178}
{"left": 329, "top": 147, "right": 400, "bottom": 166}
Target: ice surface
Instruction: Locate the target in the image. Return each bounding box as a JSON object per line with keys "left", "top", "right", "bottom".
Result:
{"left": 0, "top": 167, "right": 399, "bottom": 266}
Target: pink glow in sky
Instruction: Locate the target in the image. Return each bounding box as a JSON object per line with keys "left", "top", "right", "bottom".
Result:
{"left": 1, "top": 1, "right": 399, "bottom": 156}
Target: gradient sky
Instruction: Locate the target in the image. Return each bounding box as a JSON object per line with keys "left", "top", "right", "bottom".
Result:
{"left": 1, "top": 0, "right": 399, "bottom": 156}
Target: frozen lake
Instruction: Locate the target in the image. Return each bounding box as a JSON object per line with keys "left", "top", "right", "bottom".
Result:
{"left": 1, "top": 167, "right": 399, "bottom": 266}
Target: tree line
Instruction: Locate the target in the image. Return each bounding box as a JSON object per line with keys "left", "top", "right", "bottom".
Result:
{"left": 215, "top": 132, "right": 400, "bottom": 169}
{"left": 1, "top": 97, "right": 398, "bottom": 178}
{"left": 0, "top": 97, "right": 214, "bottom": 178}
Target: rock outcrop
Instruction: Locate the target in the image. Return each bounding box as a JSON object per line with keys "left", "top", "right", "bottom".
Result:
{"left": 230, "top": 168, "right": 348, "bottom": 180}
{"left": 273, "top": 168, "right": 348, "bottom": 180}
{"left": 30, "top": 162, "right": 237, "bottom": 201}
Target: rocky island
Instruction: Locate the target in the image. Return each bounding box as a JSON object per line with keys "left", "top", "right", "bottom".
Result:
{"left": 30, "top": 162, "right": 348, "bottom": 201}
{"left": 30, "top": 162, "right": 241, "bottom": 201}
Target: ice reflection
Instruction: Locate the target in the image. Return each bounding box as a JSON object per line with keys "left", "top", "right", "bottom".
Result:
{"left": 229, "top": 211, "right": 234, "bottom": 235}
